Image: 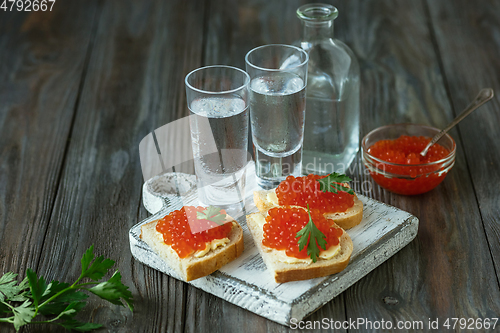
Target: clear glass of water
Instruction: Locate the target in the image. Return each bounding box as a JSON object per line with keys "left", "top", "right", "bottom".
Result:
{"left": 245, "top": 44, "right": 309, "bottom": 189}
{"left": 185, "top": 66, "right": 250, "bottom": 212}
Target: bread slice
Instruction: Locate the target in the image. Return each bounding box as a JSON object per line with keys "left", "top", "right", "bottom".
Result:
{"left": 140, "top": 217, "right": 244, "bottom": 281}
{"left": 246, "top": 211, "right": 353, "bottom": 283}
{"left": 253, "top": 188, "right": 363, "bottom": 230}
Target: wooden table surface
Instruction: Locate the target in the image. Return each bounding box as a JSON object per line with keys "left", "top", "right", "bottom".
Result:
{"left": 1, "top": 0, "right": 499, "bottom": 332}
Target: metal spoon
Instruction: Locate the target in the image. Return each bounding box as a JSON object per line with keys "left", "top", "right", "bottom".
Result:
{"left": 420, "top": 88, "right": 494, "bottom": 156}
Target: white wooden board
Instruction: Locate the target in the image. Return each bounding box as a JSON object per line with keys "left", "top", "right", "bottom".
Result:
{"left": 129, "top": 163, "right": 419, "bottom": 326}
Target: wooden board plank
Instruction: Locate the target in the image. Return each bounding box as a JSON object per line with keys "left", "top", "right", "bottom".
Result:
{"left": 427, "top": 0, "right": 500, "bottom": 287}
{"left": 0, "top": 0, "right": 97, "bottom": 313}
{"left": 345, "top": 0, "right": 500, "bottom": 329}
{"left": 131, "top": 167, "right": 418, "bottom": 327}
{"left": 30, "top": 0, "right": 206, "bottom": 332}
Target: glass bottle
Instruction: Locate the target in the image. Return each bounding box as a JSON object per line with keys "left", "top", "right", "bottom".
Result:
{"left": 295, "top": 4, "right": 360, "bottom": 175}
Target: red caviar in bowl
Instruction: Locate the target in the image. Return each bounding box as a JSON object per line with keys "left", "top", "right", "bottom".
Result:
{"left": 366, "top": 135, "right": 452, "bottom": 195}
{"left": 368, "top": 135, "right": 449, "bottom": 166}
{"left": 275, "top": 175, "right": 354, "bottom": 213}
{"left": 155, "top": 206, "right": 232, "bottom": 258}
{"left": 262, "top": 207, "right": 343, "bottom": 259}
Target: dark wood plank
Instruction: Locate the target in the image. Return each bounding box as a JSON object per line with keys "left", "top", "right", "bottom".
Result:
{"left": 202, "top": 0, "right": 302, "bottom": 69}
{"left": 345, "top": 0, "right": 500, "bottom": 328}
{"left": 427, "top": 0, "right": 500, "bottom": 288}
{"left": 2, "top": 1, "right": 496, "bottom": 332}
{"left": 30, "top": 0, "right": 206, "bottom": 332}
{"left": 0, "top": 2, "right": 98, "bottom": 332}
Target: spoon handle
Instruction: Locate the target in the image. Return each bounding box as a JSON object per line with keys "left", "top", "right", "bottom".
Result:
{"left": 420, "top": 88, "right": 494, "bottom": 156}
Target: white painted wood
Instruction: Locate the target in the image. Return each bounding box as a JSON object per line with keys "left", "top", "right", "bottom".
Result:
{"left": 130, "top": 163, "right": 419, "bottom": 326}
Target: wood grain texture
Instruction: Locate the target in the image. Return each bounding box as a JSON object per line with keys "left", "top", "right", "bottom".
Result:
{"left": 427, "top": 0, "right": 500, "bottom": 288}
{"left": 1, "top": 0, "right": 499, "bottom": 332}
{"left": 203, "top": 0, "right": 302, "bottom": 68}
{"left": 30, "top": 0, "right": 206, "bottom": 332}
{"left": 345, "top": 0, "right": 500, "bottom": 329}
{"left": 0, "top": 2, "right": 98, "bottom": 332}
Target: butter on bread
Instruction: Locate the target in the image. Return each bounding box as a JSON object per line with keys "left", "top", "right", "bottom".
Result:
{"left": 253, "top": 184, "right": 363, "bottom": 230}
{"left": 246, "top": 207, "right": 353, "bottom": 283}
{"left": 140, "top": 216, "right": 244, "bottom": 282}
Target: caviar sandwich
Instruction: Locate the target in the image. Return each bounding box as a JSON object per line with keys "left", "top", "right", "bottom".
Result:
{"left": 254, "top": 173, "right": 363, "bottom": 230}
{"left": 247, "top": 173, "right": 361, "bottom": 283}
{"left": 246, "top": 205, "right": 353, "bottom": 283}
{"left": 141, "top": 206, "right": 244, "bottom": 281}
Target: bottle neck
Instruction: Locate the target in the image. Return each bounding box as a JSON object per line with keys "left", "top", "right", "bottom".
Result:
{"left": 302, "top": 21, "right": 334, "bottom": 41}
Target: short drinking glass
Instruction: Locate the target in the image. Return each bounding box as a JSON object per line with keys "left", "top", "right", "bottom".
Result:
{"left": 245, "top": 44, "right": 309, "bottom": 189}
{"left": 185, "top": 65, "right": 250, "bottom": 211}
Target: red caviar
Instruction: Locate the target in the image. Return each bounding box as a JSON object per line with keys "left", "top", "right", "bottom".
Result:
{"left": 275, "top": 175, "right": 354, "bottom": 213}
{"left": 155, "top": 206, "right": 232, "bottom": 258}
{"left": 262, "top": 206, "right": 343, "bottom": 259}
{"left": 367, "top": 135, "right": 451, "bottom": 195}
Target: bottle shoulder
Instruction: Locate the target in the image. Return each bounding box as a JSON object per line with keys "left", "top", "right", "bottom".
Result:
{"left": 294, "top": 38, "right": 359, "bottom": 100}
{"left": 330, "top": 39, "right": 359, "bottom": 65}
{"left": 297, "top": 38, "right": 359, "bottom": 72}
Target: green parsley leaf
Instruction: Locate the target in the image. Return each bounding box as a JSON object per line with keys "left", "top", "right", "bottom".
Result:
{"left": 59, "top": 318, "right": 103, "bottom": 332}
{"left": 39, "top": 289, "right": 88, "bottom": 317}
{"left": 39, "top": 280, "right": 70, "bottom": 303}
{"left": 12, "top": 300, "right": 35, "bottom": 331}
{"left": 26, "top": 269, "right": 49, "bottom": 309}
{"left": 49, "top": 301, "right": 86, "bottom": 321}
{"left": 53, "top": 289, "right": 89, "bottom": 304}
{"left": 0, "top": 272, "right": 22, "bottom": 302}
{"left": 295, "top": 205, "right": 327, "bottom": 263}
{"left": 196, "top": 205, "right": 227, "bottom": 225}
{"left": 316, "top": 172, "right": 354, "bottom": 195}
{"left": 0, "top": 245, "right": 133, "bottom": 332}
{"left": 80, "top": 245, "right": 115, "bottom": 281}
{"left": 38, "top": 302, "right": 69, "bottom": 317}
{"left": 9, "top": 278, "right": 30, "bottom": 302}
{"left": 80, "top": 245, "right": 95, "bottom": 273}
{"left": 88, "top": 271, "right": 134, "bottom": 311}
{"left": 37, "top": 280, "right": 88, "bottom": 317}
{"left": 0, "top": 300, "right": 10, "bottom": 314}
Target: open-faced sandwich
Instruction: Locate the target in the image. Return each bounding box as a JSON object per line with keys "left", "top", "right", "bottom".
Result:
{"left": 141, "top": 205, "right": 244, "bottom": 281}
{"left": 247, "top": 173, "right": 362, "bottom": 283}
{"left": 253, "top": 173, "right": 363, "bottom": 230}
{"left": 247, "top": 205, "right": 353, "bottom": 283}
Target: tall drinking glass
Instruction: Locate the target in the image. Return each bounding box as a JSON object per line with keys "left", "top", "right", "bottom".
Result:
{"left": 245, "top": 44, "right": 309, "bottom": 189}
{"left": 185, "top": 66, "right": 250, "bottom": 212}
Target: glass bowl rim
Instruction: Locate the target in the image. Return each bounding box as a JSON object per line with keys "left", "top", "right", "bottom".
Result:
{"left": 362, "top": 123, "right": 457, "bottom": 168}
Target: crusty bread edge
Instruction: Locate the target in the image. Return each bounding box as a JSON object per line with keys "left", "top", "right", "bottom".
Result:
{"left": 246, "top": 212, "right": 353, "bottom": 283}
{"left": 324, "top": 198, "right": 363, "bottom": 230}
{"left": 140, "top": 219, "right": 244, "bottom": 282}
{"left": 253, "top": 190, "right": 277, "bottom": 214}
{"left": 254, "top": 189, "right": 363, "bottom": 230}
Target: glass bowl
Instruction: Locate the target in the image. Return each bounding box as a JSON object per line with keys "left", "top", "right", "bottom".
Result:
{"left": 362, "top": 124, "right": 456, "bottom": 195}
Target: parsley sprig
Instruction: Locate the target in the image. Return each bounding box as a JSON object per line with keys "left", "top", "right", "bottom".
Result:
{"left": 0, "top": 245, "right": 133, "bottom": 332}
{"left": 316, "top": 172, "right": 354, "bottom": 195}
{"left": 295, "top": 205, "right": 327, "bottom": 263}
{"left": 196, "top": 205, "right": 227, "bottom": 225}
